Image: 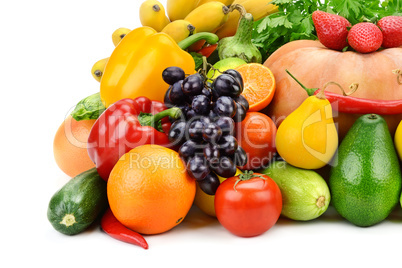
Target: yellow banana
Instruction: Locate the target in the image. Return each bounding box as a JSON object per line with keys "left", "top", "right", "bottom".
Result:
{"left": 166, "top": 0, "right": 200, "bottom": 21}
{"left": 139, "top": 0, "right": 170, "bottom": 31}
{"left": 216, "top": 0, "right": 278, "bottom": 39}
{"left": 196, "top": 0, "right": 235, "bottom": 7}
{"left": 111, "top": 27, "right": 131, "bottom": 47}
{"left": 91, "top": 58, "right": 109, "bottom": 82}
{"left": 161, "top": 20, "right": 196, "bottom": 43}
{"left": 184, "top": 1, "right": 230, "bottom": 33}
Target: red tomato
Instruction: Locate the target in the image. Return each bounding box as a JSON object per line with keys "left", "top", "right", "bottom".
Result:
{"left": 235, "top": 112, "right": 277, "bottom": 170}
{"left": 214, "top": 172, "right": 282, "bottom": 237}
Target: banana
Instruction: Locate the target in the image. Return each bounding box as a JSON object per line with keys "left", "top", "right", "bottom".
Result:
{"left": 91, "top": 58, "right": 109, "bottom": 82}
{"left": 216, "top": 0, "right": 278, "bottom": 39}
{"left": 166, "top": 0, "right": 200, "bottom": 21}
{"left": 196, "top": 0, "right": 235, "bottom": 7}
{"left": 111, "top": 27, "right": 131, "bottom": 47}
{"left": 139, "top": 0, "right": 170, "bottom": 32}
{"left": 161, "top": 20, "right": 196, "bottom": 43}
{"left": 184, "top": 1, "right": 230, "bottom": 33}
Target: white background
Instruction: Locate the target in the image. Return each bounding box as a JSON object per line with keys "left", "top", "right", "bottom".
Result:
{"left": 1, "top": 0, "right": 401, "bottom": 267}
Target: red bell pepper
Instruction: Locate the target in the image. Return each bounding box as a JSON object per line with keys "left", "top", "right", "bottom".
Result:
{"left": 87, "top": 96, "right": 182, "bottom": 181}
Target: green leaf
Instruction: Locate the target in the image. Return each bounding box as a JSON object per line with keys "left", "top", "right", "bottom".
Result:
{"left": 190, "top": 52, "right": 204, "bottom": 70}
{"left": 71, "top": 92, "right": 106, "bottom": 121}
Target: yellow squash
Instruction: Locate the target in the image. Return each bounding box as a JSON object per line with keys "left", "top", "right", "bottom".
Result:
{"left": 100, "top": 27, "right": 219, "bottom": 107}
{"left": 275, "top": 84, "right": 338, "bottom": 170}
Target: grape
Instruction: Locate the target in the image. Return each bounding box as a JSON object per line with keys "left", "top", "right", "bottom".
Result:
{"left": 210, "top": 87, "right": 220, "bottom": 102}
{"left": 182, "top": 73, "right": 204, "bottom": 96}
{"left": 164, "top": 86, "right": 173, "bottom": 107}
{"left": 162, "top": 67, "right": 185, "bottom": 85}
{"left": 219, "top": 135, "right": 238, "bottom": 155}
{"left": 168, "top": 80, "right": 185, "bottom": 104}
{"left": 202, "top": 123, "right": 222, "bottom": 143}
{"left": 223, "top": 69, "right": 244, "bottom": 92}
{"left": 168, "top": 120, "right": 186, "bottom": 146}
{"left": 186, "top": 155, "right": 210, "bottom": 181}
{"left": 185, "top": 109, "right": 197, "bottom": 120}
{"left": 187, "top": 120, "right": 204, "bottom": 141}
{"left": 215, "top": 116, "right": 234, "bottom": 136}
{"left": 233, "top": 101, "right": 247, "bottom": 122}
{"left": 201, "top": 87, "right": 212, "bottom": 100}
{"left": 233, "top": 146, "right": 248, "bottom": 167}
{"left": 210, "top": 156, "right": 237, "bottom": 178}
{"left": 208, "top": 109, "right": 219, "bottom": 121}
{"left": 234, "top": 95, "right": 249, "bottom": 111}
{"left": 212, "top": 74, "right": 242, "bottom": 98}
{"left": 198, "top": 172, "right": 220, "bottom": 195}
{"left": 192, "top": 95, "right": 210, "bottom": 115}
{"left": 213, "top": 96, "right": 236, "bottom": 117}
{"left": 179, "top": 140, "right": 203, "bottom": 160}
{"left": 203, "top": 143, "right": 220, "bottom": 164}
{"left": 199, "top": 116, "right": 212, "bottom": 126}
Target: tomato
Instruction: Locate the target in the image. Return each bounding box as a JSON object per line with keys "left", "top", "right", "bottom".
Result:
{"left": 214, "top": 171, "right": 282, "bottom": 237}
{"left": 235, "top": 112, "right": 277, "bottom": 170}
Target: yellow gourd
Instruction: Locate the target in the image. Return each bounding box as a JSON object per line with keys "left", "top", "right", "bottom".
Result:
{"left": 275, "top": 71, "right": 339, "bottom": 169}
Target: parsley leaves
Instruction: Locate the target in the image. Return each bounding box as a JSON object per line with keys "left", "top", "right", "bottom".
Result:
{"left": 252, "top": 0, "right": 401, "bottom": 61}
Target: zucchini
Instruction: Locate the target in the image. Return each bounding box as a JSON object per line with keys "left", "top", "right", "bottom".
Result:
{"left": 260, "top": 161, "right": 331, "bottom": 221}
{"left": 47, "top": 168, "right": 107, "bottom": 235}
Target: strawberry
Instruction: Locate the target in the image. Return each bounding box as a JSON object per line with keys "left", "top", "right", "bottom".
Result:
{"left": 347, "top": 22, "right": 383, "bottom": 53}
{"left": 312, "top": 11, "right": 351, "bottom": 51}
{"left": 377, "top": 16, "right": 402, "bottom": 48}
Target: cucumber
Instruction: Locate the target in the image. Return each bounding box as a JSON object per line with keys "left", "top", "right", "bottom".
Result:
{"left": 260, "top": 161, "right": 331, "bottom": 221}
{"left": 47, "top": 168, "right": 108, "bottom": 235}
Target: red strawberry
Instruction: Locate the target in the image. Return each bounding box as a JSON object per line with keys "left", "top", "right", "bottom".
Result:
{"left": 312, "top": 11, "right": 351, "bottom": 51}
{"left": 377, "top": 16, "right": 402, "bottom": 48}
{"left": 347, "top": 22, "right": 383, "bottom": 53}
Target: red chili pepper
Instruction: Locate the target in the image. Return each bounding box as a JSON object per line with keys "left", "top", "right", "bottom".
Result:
{"left": 314, "top": 89, "right": 402, "bottom": 115}
{"left": 197, "top": 44, "right": 218, "bottom": 58}
{"left": 286, "top": 69, "right": 402, "bottom": 115}
{"left": 101, "top": 208, "right": 148, "bottom": 249}
{"left": 87, "top": 96, "right": 182, "bottom": 181}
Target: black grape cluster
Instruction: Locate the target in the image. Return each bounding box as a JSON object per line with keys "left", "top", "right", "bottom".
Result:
{"left": 162, "top": 66, "right": 249, "bottom": 195}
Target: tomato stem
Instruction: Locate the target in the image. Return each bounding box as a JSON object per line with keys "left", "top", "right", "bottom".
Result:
{"left": 233, "top": 171, "right": 265, "bottom": 192}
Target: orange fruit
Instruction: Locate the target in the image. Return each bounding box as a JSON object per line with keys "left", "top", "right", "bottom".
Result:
{"left": 107, "top": 144, "right": 196, "bottom": 235}
{"left": 235, "top": 63, "right": 276, "bottom": 112}
{"left": 53, "top": 116, "right": 96, "bottom": 177}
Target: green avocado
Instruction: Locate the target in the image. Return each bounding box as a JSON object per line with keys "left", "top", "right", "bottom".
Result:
{"left": 329, "top": 114, "right": 402, "bottom": 227}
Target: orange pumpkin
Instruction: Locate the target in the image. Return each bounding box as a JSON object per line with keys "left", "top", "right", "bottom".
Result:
{"left": 262, "top": 40, "right": 402, "bottom": 138}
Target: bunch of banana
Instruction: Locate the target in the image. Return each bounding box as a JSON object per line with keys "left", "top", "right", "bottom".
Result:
{"left": 138, "top": 0, "right": 236, "bottom": 46}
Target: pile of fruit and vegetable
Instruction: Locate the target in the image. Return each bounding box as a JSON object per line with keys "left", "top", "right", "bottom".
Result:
{"left": 49, "top": 0, "right": 402, "bottom": 249}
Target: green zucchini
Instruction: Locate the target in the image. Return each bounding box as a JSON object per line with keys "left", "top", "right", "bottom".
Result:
{"left": 260, "top": 161, "right": 331, "bottom": 221}
{"left": 47, "top": 168, "right": 108, "bottom": 235}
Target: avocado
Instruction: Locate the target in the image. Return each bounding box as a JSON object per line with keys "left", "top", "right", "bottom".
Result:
{"left": 329, "top": 114, "right": 401, "bottom": 227}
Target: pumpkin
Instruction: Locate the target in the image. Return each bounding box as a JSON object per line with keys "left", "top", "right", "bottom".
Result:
{"left": 262, "top": 40, "right": 402, "bottom": 138}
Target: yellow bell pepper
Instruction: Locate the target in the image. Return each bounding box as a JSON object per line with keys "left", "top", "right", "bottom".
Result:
{"left": 100, "top": 26, "right": 218, "bottom": 107}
